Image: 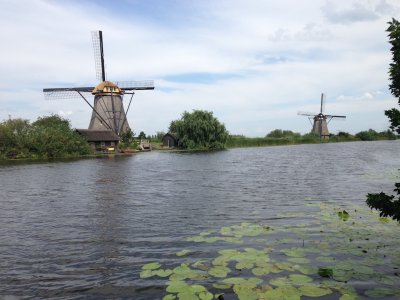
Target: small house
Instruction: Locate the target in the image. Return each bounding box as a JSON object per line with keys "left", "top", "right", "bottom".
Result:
{"left": 76, "top": 129, "right": 120, "bottom": 151}
{"left": 162, "top": 133, "right": 178, "bottom": 148}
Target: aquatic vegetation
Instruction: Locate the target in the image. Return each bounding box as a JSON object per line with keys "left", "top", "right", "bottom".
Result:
{"left": 140, "top": 202, "right": 400, "bottom": 299}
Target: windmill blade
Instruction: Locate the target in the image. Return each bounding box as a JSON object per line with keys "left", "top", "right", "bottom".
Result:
{"left": 325, "top": 114, "right": 346, "bottom": 118}
{"left": 91, "top": 31, "right": 106, "bottom": 82}
{"left": 320, "top": 93, "right": 326, "bottom": 114}
{"left": 117, "top": 80, "right": 155, "bottom": 91}
{"left": 43, "top": 87, "right": 94, "bottom": 100}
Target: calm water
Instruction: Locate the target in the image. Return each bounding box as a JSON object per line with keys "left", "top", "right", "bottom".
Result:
{"left": 0, "top": 141, "right": 399, "bottom": 299}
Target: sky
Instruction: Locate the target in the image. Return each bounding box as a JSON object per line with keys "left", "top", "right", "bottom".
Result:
{"left": 0, "top": 0, "right": 399, "bottom": 137}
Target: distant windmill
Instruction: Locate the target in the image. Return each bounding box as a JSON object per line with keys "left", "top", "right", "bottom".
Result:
{"left": 298, "top": 93, "right": 346, "bottom": 139}
{"left": 43, "top": 31, "right": 154, "bottom": 135}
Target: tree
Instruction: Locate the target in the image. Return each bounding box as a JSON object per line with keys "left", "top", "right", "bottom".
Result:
{"left": 0, "top": 115, "right": 90, "bottom": 159}
{"left": 386, "top": 18, "right": 400, "bottom": 133}
{"left": 366, "top": 19, "right": 400, "bottom": 222}
{"left": 138, "top": 131, "right": 146, "bottom": 140}
{"left": 266, "top": 129, "right": 300, "bottom": 138}
{"left": 120, "top": 128, "right": 135, "bottom": 144}
{"left": 172, "top": 110, "right": 229, "bottom": 150}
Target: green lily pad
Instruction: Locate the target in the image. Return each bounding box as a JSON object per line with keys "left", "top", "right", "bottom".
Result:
{"left": 154, "top": 269, "right": 173, "bottom": 277}
{"left": 213, "top": 283, "right": 231, "bottom": 289}
{"left": 299, "top": 285, "right": 332, "bottom": 297}
{"left": 251, "top": 265, "right": 273, "bottom": 276}
{"left": 259, "top": 286, "right": 301, "bottom": 300}
{"left": 208, "top": 266, "right": 230, "bottom": 277}
{"left": 288, "top": 274, "right": 313, "bottom": 285}
{"left": 142, "top": 262, "right": 161, "bottom": 270}
{"left": 364, "top": 287, "right": 395, "bottom": 298}
{"left": 176, "top": 292, "right": 198, "bottom": 300}
{"left": 166, "top": 281, "right": 190, "bottom": 293}
{"left": 192, "top": 261, "right": 209, "bottom": 271}
{"left": 339, "top": 293, "right": 358, "bottom": 300}
{"left": 270, "top": 276, "right": 292, "bottom": 287}
{"left": 176, "top": 249, "right": 191, "bottom": 257}
{"left": 294, "top": 265, "right": 318, "bottom": 275}
{"left": 163, "top": 294, "right": 176, "bottom": 300}
{"left": 338, "top": 210, "right": 350, "bottom": 221}
{"left": 198, "top": 291, "right": 213, "bottom": 300}
{"left": 139, "top": 269, "right": 154, "bottom": 278}
{"left": 282, "top": 248, "right": 307, "bottom": 257}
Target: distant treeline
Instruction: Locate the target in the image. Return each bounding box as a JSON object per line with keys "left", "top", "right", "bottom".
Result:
{"left": 226, "top": 129, "right": 397, "bottom": 148}
{"left": 0, "top": 116, "right": 91, "bottom": 160}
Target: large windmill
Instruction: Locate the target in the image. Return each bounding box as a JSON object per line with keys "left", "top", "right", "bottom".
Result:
{"left": 298, "top": 93, "right": 346, "bottom": 139}
{"left": 43, "top": 31, "right": 154, "bottom": 136}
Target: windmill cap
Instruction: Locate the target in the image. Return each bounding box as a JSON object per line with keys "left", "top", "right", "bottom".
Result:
{"left": 92, "top": 81, "right": 123, "bottom": 95}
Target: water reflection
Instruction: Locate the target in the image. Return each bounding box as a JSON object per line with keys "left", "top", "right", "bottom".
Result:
{"left": 0, "top": 141, "right": 399, "bottom": 299}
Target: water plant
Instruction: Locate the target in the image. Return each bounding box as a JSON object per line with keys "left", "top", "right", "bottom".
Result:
{"left": 140, "top": 202, "right": 400, "bottom": 299}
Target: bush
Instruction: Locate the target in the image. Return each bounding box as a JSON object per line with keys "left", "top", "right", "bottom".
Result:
{"left": 0, "top": 115, "right": 91, "bottom": 159}
{"left": 172, "top": 110, "right": 229, "bottom": 150}
{"left": 355, "top": 129, "right": 379, "bottom": 141}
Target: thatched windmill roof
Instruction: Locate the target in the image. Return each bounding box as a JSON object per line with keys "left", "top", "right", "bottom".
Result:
{"left": 76, "top": 129, "right": 119, "bottom": 142}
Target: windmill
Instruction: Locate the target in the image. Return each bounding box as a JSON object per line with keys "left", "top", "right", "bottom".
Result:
{"left": 43, "top": 31, "right": 154, "bottom": 135}
{"left": 298, "top": 93, "right": 346, "bottom": 139}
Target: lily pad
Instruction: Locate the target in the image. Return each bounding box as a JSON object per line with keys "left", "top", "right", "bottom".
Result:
{"left": 259, "top": 286, "right": 301, "bottom": 300}
{"left": 142, "top": 262, "right": 161, "bottom": 270}
{"left": 176, "top": 249, "right": 191, "bottom": 257}
{"left": 338, "top": 210, "right": 350, "bottom": 221}
{"left": 208, "top": 266, "right": 230, "bottom": 278}
{"left": 299, "top": 285, "right": 332, "bottom": 297}
{"left": 139, "top": 269, "right": 154, "bottom": 278}
{"left": 154, "top": 269, "right": 173, "bottom": 277}
{"left": 288, "top": 274, "right": 313, "bottom": 285}
{"left": 364, "top": 287, "right": 395, "bottom": 298}
{"left": 163, "top": 295, "right": 176, "bottom": 300}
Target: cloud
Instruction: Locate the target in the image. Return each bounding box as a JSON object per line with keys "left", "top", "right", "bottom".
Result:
{"left": 322, "top": 0, "right": 398, "bottom": 24}
{"left": 0, "top": 0, "right": 398, "bottom": 136}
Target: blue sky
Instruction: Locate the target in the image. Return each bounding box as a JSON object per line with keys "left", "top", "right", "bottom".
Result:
{"left": 0, "top": 0, "right": 399, "bottom": 136}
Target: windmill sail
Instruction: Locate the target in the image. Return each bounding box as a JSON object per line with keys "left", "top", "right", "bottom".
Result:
{"left": 92, "top": 31, "right": 106, "bottom": 82}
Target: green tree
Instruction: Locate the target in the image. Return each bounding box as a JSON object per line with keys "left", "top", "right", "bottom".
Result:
{"left": 138, "top": 131, "right": 146, "bottom": 140}
{"left": 172, "top": 110, "right": 229, "bottom": 150}
{"left": 266, "top": 129, "right": 300, "bottom": 138}
{"left": 386, "top": 18, "right": 400, "bottom": 133}
{"left": 120, "top": 128, "right": 135, "bottom": 144}
{"left": 0, "top": 118, "right": 30, "bottom": 159}
{"left": 366, "top": 18, "right": 400, "bottom": 222}
{"left": 355, "top": 129, "right": 378, "bottom": 141}
{"left": 0, "top": 115, "right": 90, "bottom": 159}
{"left": 30, "top": 115, "right": 90, "bottom": 158}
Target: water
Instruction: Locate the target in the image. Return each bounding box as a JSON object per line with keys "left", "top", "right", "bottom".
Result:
{"left": 0, "top": 141, "right": 399, "bottom": 299}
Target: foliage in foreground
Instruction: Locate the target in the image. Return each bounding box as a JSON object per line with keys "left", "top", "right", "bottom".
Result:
{"left": 367, "top": 18, "right": 400, "bottom": 222}
{"left": 0, "top": 115, "right": 91, "bottom": 160}
{"left": 170, "top": 110, "right": 229, "bottom": 150}
{"left": 367, "top": 183, "right": 400, "bottom": 222}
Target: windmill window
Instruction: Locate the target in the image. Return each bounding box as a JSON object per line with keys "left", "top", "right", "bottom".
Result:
{"left": 110, "top": 142, "right": 115, "bottom": 146}
{"left": 101, "top": 142, "right": 105, "bottom": 147}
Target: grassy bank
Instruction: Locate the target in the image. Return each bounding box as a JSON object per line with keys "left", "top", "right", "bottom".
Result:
{"left": 226, "top": 130, "right": 397, "bottom": 149}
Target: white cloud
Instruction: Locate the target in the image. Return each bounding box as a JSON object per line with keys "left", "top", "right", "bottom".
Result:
{"left": 0, "top": 0, "right": 399, "bottom": 136}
